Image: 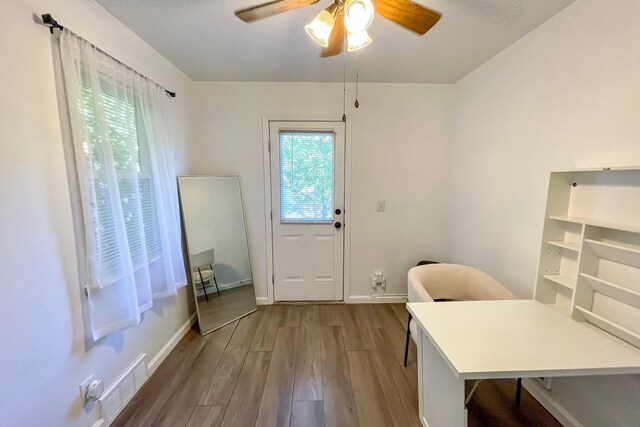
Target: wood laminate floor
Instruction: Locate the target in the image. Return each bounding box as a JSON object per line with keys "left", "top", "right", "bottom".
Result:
{"left": 113, "top": 304, "right": 561, "bottom": 427}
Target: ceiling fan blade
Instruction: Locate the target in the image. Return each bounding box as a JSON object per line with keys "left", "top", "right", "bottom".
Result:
{"left": 235, "top": 0, "right": 319, "bottom": 22}
{"left": 321, "top": 15, "right": 345, "bottom": 57}
{"left": 374, "top": 0, "right": 441, "bottom": 35}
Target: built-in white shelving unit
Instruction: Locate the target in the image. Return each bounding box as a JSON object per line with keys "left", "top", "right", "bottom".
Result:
{"left": 534, "top": 167, "right": 640, "bottom": 350}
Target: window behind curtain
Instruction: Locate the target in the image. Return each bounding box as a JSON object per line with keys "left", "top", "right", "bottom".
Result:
{"left": 78, "top": 80, "right": 162, "bottom": 283}
{"left": 57, "top": 30, "right": 187, "bottom": 340}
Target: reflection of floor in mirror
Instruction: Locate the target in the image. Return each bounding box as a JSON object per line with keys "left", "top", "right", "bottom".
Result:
{"left": 197, "top": 283, "right": 256, "bottom": 333}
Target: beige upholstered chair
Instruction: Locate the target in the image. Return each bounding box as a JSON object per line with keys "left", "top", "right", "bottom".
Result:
{"left": 407, "top": 263, "right": 515, "bottom": 339}
{"left": 405, "top": 263, "right": 522, "bottom": 404}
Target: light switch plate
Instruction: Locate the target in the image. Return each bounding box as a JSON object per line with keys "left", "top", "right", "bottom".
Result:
{"left": 376, "top": 201, "right": 386, "bottom": 212}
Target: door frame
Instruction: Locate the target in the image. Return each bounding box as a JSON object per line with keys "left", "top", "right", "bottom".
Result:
{"left": 261, "top": 115, "right": 352, "bottom": 304}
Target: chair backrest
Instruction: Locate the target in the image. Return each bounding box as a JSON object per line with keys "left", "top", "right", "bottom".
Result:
{"left": 466, "top": 267, "right": 516, "bottom": 300}
{"left": 408, "top": 263, "right": 516, "bottom": 302}
{"left": 191, "top": 248, "right": 215, "bottom": 270}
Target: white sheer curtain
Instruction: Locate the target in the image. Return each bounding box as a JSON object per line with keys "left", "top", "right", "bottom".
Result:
{"left": 56, "top": 30, "right": 186, "bottom": 340}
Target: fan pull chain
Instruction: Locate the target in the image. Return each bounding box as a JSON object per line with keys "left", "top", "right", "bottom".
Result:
{"left": 342, "top": 33, "right": 347, "bottom": 122}
{"left": 354, "top": 51, "right": 360, "bottom": 108}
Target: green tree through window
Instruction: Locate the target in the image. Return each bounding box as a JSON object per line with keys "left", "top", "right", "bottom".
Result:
{"left": 280, "top": 132, "right": 334, "bottom": 221}
{"left": 79, "top": 81, "right": 161, "bottom": 280}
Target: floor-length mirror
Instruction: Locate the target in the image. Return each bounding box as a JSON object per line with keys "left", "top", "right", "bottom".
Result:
{"left": 178, "top": 176, "right": 256, "bottom": 335}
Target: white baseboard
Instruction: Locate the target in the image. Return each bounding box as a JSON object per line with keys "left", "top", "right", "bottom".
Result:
{"left": 196, "top": 278, "right": 252, "bottom": 296}
{"left": 523, "top": 379, "right": 584, "bottom": 427}
{"left": 347, "top": 294, "right": 408, "bottom": 304}
{"left": 256, "top": 295, "right": 406, "bottom": 305}
{"left": 147, "top": 313, "right": 197, "bottom": 375}
{"left": 218, "top": 279, "right": 252, "bottom": 291}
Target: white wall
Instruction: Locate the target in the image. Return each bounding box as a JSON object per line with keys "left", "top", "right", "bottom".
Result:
{"left": 449, "top": 0, "right": 640, "bottom": 425}
{"left": 189, "top": 82, "right": 453, "bottom": 302}
{"left": 0, "top": 1, "right": 193, "bottom": 426}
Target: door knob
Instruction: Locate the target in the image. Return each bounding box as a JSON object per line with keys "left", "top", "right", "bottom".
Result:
{"left": 335, "top": 208, "right": 342, "bottom": 215}
{"left": 334, "top": 222, "right": 342, "bottom": 229}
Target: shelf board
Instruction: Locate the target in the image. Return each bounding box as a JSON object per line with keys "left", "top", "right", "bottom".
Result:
{"left": 542, "top": 274, "right": 575, "bottom": 290}
{"left": 549, "top": 216, "right": 640, "bottom": 234}
{"left": 547, "top": 240, "right": 580, "bottom": 252}
{"left": 551, "top": 166, "right": 640, "bottom": 173}
{"left": 574, "top": 306, "right": 640, "bottom": 349}
{"left": 584, "top": 239, "right": 640, "bottom": 269}
{"left": 579, "top": 273, "right": 640, "bottom": 309}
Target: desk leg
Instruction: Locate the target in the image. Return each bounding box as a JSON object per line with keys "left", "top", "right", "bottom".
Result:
{"left": 417, "top": 330, "right": 466, "bottom": 427}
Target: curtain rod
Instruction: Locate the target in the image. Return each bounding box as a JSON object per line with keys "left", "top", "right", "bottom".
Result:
{"left": 40, "top": 14, "right": 176, "bottom": 98}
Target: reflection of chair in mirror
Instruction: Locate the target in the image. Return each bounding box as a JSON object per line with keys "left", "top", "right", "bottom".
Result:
{"left": 191, "top": 249, "right": 220, "bottom": 302}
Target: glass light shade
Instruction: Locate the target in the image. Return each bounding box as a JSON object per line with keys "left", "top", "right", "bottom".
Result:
{"left": 344, "top": 0, "right": 375, "bottom": 34}
{"left": 347, "top": 29, "right": 372, "bottom": 51}
{"left": 305, "top": 8, "right": 337, "bottom": 47}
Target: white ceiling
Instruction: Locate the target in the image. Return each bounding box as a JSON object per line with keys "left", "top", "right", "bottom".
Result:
{"left": 97, "top": 0, "right": 573, "bottom": 83}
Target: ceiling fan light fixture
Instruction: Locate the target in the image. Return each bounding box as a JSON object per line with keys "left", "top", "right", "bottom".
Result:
{"left": 344, "top": 0, "right": 375, "bottom": 34}
{"left": 347, "top": 29, "right": 372, "bottom": 51}
{"left": 305, "top": 4, "right": 338, "bottom": 47}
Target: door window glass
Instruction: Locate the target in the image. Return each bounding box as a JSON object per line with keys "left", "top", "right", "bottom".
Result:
{"left": 279, "top": 131, "right": 334, "bottom": 222}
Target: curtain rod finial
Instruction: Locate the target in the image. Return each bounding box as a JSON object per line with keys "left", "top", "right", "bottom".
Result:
{"left": 41, "top": 13, "right": 64, "bottom": 33}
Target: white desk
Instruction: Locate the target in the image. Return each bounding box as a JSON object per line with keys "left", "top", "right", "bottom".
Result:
{"left": 407, "top": 300, "right": 640, "bottom": 427}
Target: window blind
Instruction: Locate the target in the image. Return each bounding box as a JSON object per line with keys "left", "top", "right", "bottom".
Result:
{"left": 279, "top": 131, "right": 335, "bottom": 222}
{"left": 79, "top": 83, "right": 161, "bottom": 284}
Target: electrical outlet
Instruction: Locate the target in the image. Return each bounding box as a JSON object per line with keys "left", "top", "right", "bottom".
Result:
{"left": 376, "top": 201, "right": 386, "bottom": 212}
{"left": 371, "top": 271, "right": 385, "bottom": 289}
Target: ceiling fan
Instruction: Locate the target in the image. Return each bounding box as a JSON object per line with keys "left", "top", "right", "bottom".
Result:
{"left": 234, "top": 0, "right": 442, "bottom": 57}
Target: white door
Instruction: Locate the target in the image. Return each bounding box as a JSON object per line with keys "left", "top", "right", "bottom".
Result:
{"left": 269, "top": 121, "right": 345, "bottom": 301}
